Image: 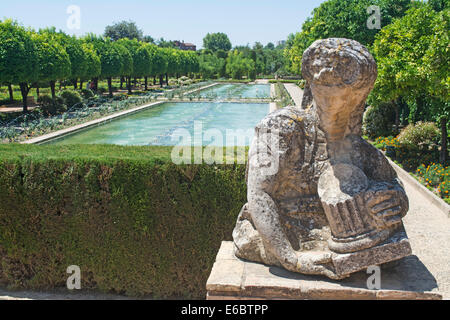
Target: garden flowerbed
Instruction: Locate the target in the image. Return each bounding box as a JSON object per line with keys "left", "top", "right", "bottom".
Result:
{"left": 372, "top": 136, "right": 449, "bottom": 204}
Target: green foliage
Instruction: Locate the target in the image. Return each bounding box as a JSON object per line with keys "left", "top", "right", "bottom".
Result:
{"left": 274, "top": 82, "right": 294, "bottom": 108}
{"left": 428, "top": 0, "right": 449, "bottom": 12}
{"left": 0, "top": 144, "right": 246, "bottom": 298}
{"left": 371, "top": 5, "right": 440, "bottom": 103}
{"left": 59, "top": 89, "right": 82, "bottom": 108}
{"left": 147, "top": 44, "right": 167, "bottom": 76}
{"left": 373, "top": 135, "right": 440, "bottom": 171}
{"left": 397, "top": 121, "right": 440, "bottom": 148}
{"left": 37, "top": 94, "right": 67, "bottom": 116}
{"left": 225, "top": 50, "right": 256, "bottom": 80}
{"left": 117, "top": 38, "right": 145, "bottom": 77}
{"left": 0, "top": 19, "right": 39, "bottom": 85}
{"left": 114, "top": 42, "right": 133, "bottom": 77}
{"left": 285, "top": 0, "right": 412, "bottom": 74}
{"left": 33, "top": 32, "right": 71, "bottom": 84}
{"left": 203, "top": 32, "right": 232, "bottom": 52}
{"left": 199, "top": 53, "right": 225, "bottom": 79}
{"left": 415, "top": 163, "right": 449, "bottom": 200}
{"left": 81, "top": 42, "right": 101, "bottom": 81}
{"left": 80, "top": 88, "right": 95, "bottom": 99}
{"left": 370, "top": 5, "right": 449, "bottom": 162}
{"left": 63, "top": 36, "right": 88, "bottom": 81}
{"left": 362, "top": 103, "right": 396, "bottom": 138}
{"left": 104, "top": 20, "right": 144, "bottom": 41}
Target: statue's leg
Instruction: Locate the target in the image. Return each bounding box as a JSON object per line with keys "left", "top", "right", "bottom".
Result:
{"left": 232, "top": 204, "right": 281, "bottom": 267}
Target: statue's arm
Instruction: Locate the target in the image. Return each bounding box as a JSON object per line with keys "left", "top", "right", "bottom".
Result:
{"left": 246, "top": 129, "right": 298, "bottom": 272}
{"left": 247, "top": 188, "right": 298, "bottom": 271}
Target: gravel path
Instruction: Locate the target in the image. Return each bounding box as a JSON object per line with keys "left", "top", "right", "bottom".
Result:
{"left": 400, "top": 174, "right": 450, "bottom": 299}
{"left": 283, "top": 83, "right": 304, "bottom": 107}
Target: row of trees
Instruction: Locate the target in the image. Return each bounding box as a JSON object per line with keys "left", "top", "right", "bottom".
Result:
{"left": 0, "top": 20, "right": 200, "bottom": 112}
{"left": 284, "top": 0, "right": 448, "bottom": 163}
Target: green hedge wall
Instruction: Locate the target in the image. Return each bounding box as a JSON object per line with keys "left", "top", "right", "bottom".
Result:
{"left": 0, "top": 145, "right": 247, "bottom": 298}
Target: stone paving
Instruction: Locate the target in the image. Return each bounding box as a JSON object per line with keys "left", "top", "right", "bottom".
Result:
{"left": 283, "top": 83, "right": 303, "bottom": 107}
{"left": 399, "top": 168, "right": 450, "bottom": 299}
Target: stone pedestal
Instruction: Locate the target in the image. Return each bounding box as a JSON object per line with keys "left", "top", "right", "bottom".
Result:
{"left": 206, "top": 242, "right": 442, "bottom": 300}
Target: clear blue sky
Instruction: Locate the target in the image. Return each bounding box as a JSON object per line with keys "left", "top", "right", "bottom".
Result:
{"left": 1, "top": 0, "right": 327, "bottom": 48}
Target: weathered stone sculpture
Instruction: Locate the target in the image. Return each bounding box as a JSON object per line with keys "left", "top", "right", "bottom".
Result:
{"left": 233, "top": 38, "right": 412, "bottom": 279}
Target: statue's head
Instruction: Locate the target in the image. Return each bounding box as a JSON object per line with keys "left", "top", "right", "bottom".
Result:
{"left": 301, "top": 38, "right": 377, "bottom": 141}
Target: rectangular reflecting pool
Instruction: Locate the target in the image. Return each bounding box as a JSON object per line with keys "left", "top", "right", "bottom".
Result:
{"left": 190, "top": 83, "right": 270, "bottom": 99}
{"left": 44, "top": 102, "right": 269, "bottom": 146}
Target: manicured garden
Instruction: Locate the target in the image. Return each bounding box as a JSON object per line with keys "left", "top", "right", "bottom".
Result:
{"left": 0, "top": 0, "right": 448, "bottom": 299}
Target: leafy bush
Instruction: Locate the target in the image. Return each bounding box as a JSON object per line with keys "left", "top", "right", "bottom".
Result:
{"left": 80, "top": 89, "right": 94, "bottom": 99}
{"left": 373, "top": 135, "right": 440, "bottom": 171}
{"left": 362, "top": 103, "right": 396, "bottom": 139}
{"left": 97, "top": 87, "right": 107, "bottom": 94}
{"left": 59, "top": 89, "right": 82, "bottom": 108}
{"left": 112, "top": 93, "right": 128, "bottom": 101}
{"left": 178, "top": 76, "right": 193, "bottom": 86}
{"left": 0, "top": 144, "right": 247, "bottom": 298}
{"left": 37, "top": 94, "right": 67, "bottom": 116}
{"left": 397, "top": 122, "right": 440, "bottom": 149}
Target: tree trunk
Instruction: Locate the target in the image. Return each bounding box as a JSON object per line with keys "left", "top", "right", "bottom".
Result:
{"left": 94, "top": 78, "right": 98, "bottom": 91}
{"left": 80, "top": 80, "right": 84, "bottom": 90}
{"left": 8, "top": 84, "right": 13, "bottom": 103}
{"left": 144, "top": 77, "right": 148, "bottom": 91}
{"left": 165, "top": 73, "right": 168, "bottom": 85}
{"left": 73, "top": 79, "right": 77, "bottom": 89}
{"left": 36, "top": 86, "right": 40, "bottom": 98}
{"left": 50, "top": 81, "right": 56, "bottom": 99}
{"left": 159, "top": 75, "right": 164, "bottom": 88}
{"left": 394, "top": 100, "right": 400, "bottom": 133}
{"left": 108, "top": 77, "right": 113, "bottom": 98}
{"left": 120, "top": 77, "right": 124, "bottom": 89}
{"left": 153, "top": 76, "right": 157, "bottom": 85}
{"left": 440, "top": 117, "right": 448, "bottom": 164}
{"left": 127, "top": 77, "right": 132, "bottom": 94}
{"left": 19, "top": 83, "right": 29, "bottom": 113}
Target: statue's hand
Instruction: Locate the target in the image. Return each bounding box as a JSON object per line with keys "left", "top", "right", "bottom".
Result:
{"left": 365, "top": 182, "right": 408, "bottom": 228}
{"left": 296, "top": 252, "right": 343, "bottom": 280}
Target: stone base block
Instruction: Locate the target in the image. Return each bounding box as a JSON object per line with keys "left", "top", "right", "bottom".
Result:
{"left": 206, "top": 242, "right": 442, "bottom": 300}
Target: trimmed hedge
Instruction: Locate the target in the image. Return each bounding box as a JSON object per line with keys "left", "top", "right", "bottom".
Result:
{"left": 0, "top": 144, "right": 247, "bottom": 298}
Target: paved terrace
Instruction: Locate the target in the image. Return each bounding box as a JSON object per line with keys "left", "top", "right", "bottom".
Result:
{"left": 284, "top": 83, "right": 304, "bottom": 107}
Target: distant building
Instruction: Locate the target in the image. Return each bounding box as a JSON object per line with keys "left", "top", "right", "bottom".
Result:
{"left": 174, "top": 41, "right": 197, "bottom": 51}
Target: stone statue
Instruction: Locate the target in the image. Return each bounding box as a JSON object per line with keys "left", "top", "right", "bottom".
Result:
{"left": 233, "top": 38, "right": 412, "bottom": 280}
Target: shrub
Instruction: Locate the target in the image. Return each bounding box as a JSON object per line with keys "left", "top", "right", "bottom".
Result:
{"left": 59, "top": 89, "right": 82, "bottom": 109}
{"left": 397, "top": 122, "right": 440, "bottom": 149}
{"left": 97, "top": 87, "right": 107, "bottom": 94}
{"left": 362, "top": 103, "right": 396, "bottom": 139}
{"left": 37, "top": 94, "right": 67, "bottom": 116}
{"left": 80, "top": 89, "right": 94, "bottom": 99}
{"left": 373, "top": 135, "right": 440, "bottom": 171}
{"left": 0, "top": 144, "right": 247, "bottom": 298}
{"left": 112, "top": 93, "right": 127, "bottom": 101}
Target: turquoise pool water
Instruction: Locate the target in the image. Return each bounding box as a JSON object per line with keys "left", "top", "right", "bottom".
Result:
{"left": 45, "top": 102, "right": 269, "bottom": 146}
{"left": 190, "top": 84, "right": 270, "bottom": 99}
